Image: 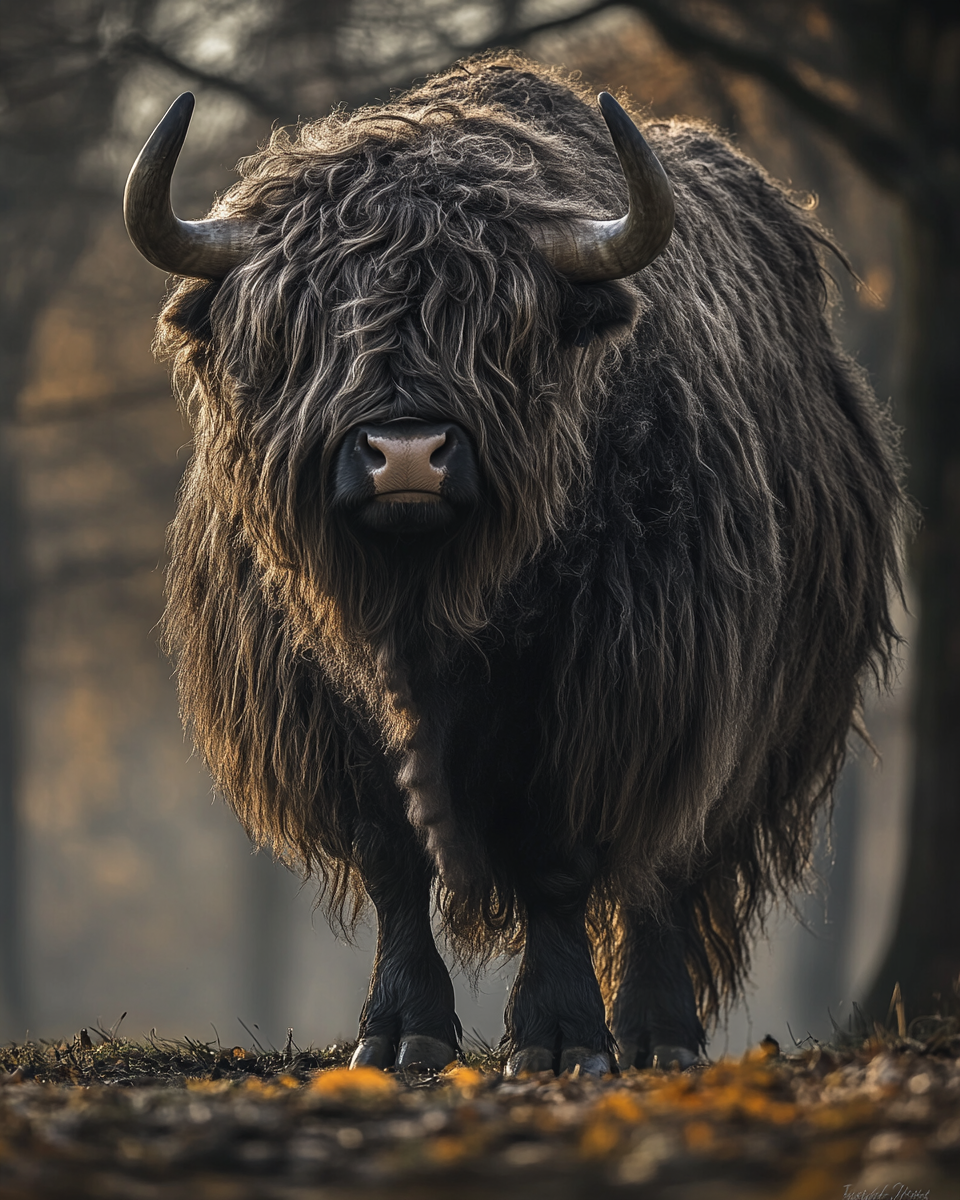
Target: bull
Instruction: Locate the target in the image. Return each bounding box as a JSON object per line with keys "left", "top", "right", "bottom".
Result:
{"left": 124, "top": 55, "right": 906, "bottom": 1076}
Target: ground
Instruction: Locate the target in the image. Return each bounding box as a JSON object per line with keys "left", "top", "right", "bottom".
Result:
{"left": 0, "top": 1021, "right": 958, "bottom": 1199}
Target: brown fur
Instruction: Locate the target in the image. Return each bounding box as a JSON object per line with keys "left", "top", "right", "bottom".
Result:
{"left": 155, "top": 54, "right": 908, "bottom": 1022}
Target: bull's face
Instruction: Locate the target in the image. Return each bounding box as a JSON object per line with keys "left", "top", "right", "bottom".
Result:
{"left": 129, "top": 85, "right": 672, "bottom": 636}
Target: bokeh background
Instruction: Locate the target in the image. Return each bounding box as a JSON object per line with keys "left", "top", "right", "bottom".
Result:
{"left": 3, "top": 0, "right": 956, "bottom": 1055}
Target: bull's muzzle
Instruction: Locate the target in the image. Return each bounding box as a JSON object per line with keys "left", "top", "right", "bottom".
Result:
{"left": 333, "top": 418, "right": 479, "bottom": 531}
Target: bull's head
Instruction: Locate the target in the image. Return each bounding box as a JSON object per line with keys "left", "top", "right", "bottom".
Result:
{"left": 126, "top": 90, "right": 671, "bottom": 525}
{"left": 124, "top": 82, "right": 674, "bottom": 638}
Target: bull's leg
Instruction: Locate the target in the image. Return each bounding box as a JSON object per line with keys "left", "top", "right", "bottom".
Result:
{"left": 349, "top": 823, "right": 461, "bottom": 1072}
{"left": 610, "top": 904, "right": 705, "bottom": 1070}
{"left": 503, "top": 895, "right": 616, "bottom": 1079}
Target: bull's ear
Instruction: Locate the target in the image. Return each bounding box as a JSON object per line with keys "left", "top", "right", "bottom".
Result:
{"left": 558, "top": 279, "right": 639, "bottom": 347}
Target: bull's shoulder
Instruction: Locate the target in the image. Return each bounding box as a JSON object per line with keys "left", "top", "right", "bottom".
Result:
{"left": 641, "top": 119, "right": 772, "bottom": 191}
{"left": 636, "top": 118, "right": 828, "bottom": 288}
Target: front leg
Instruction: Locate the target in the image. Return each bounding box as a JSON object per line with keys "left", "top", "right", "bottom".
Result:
{"left": 504, "top": 890, "right": 616, "bottom": 1078}
{"left": 610, "top": 901, "right": 706, "bottom": 1070}
{"left": 350, "top": 823, "right": 461, "bottom": 1071}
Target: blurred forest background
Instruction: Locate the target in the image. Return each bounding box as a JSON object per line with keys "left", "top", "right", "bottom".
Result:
{"left": 1, "top": 0, "right": 956, "bottom": 1053}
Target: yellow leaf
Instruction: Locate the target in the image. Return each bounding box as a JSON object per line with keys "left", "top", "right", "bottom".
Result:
{"left": 683, "top": 1120, "right": 715, "bottom": 1151}
{"left": 806, "top": 1099, "right": 877, "bottom": 1131}
{"left": 740, "top": 1092, "right": 797, "bottom": 1124}
{"left": 580, "top": 1120, "right": 623, "bottom": 1158}
{"left": 185, "top": 1079, "right": 231, "bottom": 1094}
{"left": 590, "top": 1091, "right": 645, "bottom": 1123}
{"left": 779, "top": 1166, "right": 843, "bottom": 1200}
{"left": 441, "top": 1065, "right": 485, "bottom": 1095}
{"left": 428, "top": 1135, "right": 470, "bottom": 1164}
{"left": 309, "top": 1066, "right": 397, "bottom": 1102}
{"left": 242, "top": 1077, "right": 281, "bottom": 1097}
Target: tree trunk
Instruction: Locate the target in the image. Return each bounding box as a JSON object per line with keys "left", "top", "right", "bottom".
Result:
{"left": 0, "top": 431, "right": 24, "bottom": 1036}
{"left": 864, "top": 205, "right": 960, "bottom": 1021}
{"left": 0, "top": 7, "right": 129, "bottom": 1030}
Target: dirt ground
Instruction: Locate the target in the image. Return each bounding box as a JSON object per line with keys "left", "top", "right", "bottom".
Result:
{"left": 0, "top": 1023, "right": 958, "bottom": 1199}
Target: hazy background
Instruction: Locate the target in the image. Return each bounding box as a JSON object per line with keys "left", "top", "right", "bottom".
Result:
{"left": 3, "top": 0, "right": 918, "bottom": 1055}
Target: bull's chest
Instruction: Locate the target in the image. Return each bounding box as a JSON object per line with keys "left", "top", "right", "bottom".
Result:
{"left": 377, "top": 645, "right": 547, "bottom": 891}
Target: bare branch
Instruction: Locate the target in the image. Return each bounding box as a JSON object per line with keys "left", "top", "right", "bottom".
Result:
{"left": 443, "top": 0, "right": 916, "bottom": 199}
{"left": 114, "top": 31, "right": 279, "bottom": 118}
{"left": 450, "top": 0, "right": 622, "bottom": 50}
{"left": 622, "top": 1, "right": 913, "bottom": 196}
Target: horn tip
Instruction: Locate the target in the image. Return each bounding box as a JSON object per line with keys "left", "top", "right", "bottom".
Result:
{"left": 169, "top": 92, "right": 196, "bottom": 118}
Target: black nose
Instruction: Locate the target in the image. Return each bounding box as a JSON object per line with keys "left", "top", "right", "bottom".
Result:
{"left": 333, "top": 419, "right": 479, "bottom": 517}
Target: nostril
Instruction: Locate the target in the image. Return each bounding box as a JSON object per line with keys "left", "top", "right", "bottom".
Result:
{"left": 358, "top": 431, "right": 387, "bottom": 468}
{"left": 429, "top": 431, "right": 450, "bottom": 467}
{"left": 429, "top": 430, "right": 455, "bottom": 469}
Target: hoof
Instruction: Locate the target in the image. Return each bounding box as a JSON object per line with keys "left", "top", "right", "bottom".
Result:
{"left": 350, "top": 1035, "right": 395, "bottom": 1070}
{"left": 504, "top": 1046, "right": 553, "bottom": 1077}
{"left": 395, "top": 1035, "right": 457, "bottom": 1072}
{"left": 649, "top": 1044, "right": 701, "bottom": 1071}
{"left": 615, "top": 1041, "right": 640, "bottom": 1072}
{"left": 559, "top": 1046, "right": 613, "bottom": 1078}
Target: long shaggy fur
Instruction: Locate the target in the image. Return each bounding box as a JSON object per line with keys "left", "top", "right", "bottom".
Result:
{"left": 157, "top": 53, "right": 907, "bottom": 1021}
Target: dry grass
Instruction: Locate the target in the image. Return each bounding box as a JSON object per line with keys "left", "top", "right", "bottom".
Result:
{"left": 0, "top": 1019, "right": 958, "bottom": 1198}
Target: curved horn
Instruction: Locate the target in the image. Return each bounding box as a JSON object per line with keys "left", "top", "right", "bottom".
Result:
{"left": 532, "top": 92, "right": 674, "bottom": 283}
{"left": 124, "top": 93, "right": 256, "bottom": 279}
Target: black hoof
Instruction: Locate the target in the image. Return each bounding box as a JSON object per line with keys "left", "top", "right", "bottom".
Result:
{"left": 559, "top": 1046, "right": 613, "bottom": 1077}
{"left": 504, "top": 1046, "right": 553, "bottom": 1077}
{"left": 615, "top": 1041, "right": 640, "bottom": 1071}
{"left": 649, "top": 1044, "right": 701, "bottom": 1071}
{"left": 349, "top": 1035, "right": 395, "bottom": 1069}
{"left": 395, "top": 1035, "right": 457, "bottom": 1071}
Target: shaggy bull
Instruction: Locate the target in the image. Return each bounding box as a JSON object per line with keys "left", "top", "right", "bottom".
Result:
{"left": 125, "top": 55, "right": 906, "bottom": 1076}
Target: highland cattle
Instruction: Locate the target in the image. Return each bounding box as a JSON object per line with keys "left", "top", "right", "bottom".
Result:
{"left": 124, "top": 55, "right": 906, "bottom": 1075}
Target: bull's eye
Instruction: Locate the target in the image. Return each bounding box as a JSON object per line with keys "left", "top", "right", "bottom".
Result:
{"left": 572, "top": 326, "right": 596, "bottom": 348}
